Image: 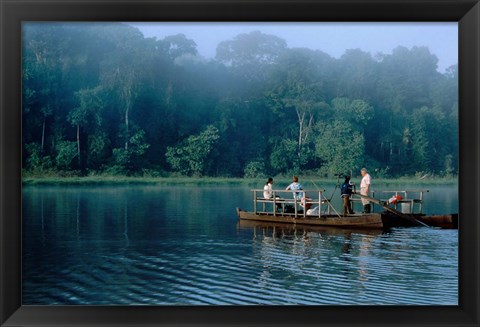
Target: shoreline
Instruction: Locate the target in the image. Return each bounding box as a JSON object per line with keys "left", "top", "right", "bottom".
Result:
{"left": 22, "top": 175, "right": 459, "bottom": 186}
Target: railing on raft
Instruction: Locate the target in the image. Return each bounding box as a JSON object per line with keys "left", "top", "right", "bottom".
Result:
{"left": 253, "top": 189, "right": 429, "bottom": 218}
{"left": 252, "top": 189, "right": 340, "bottom": 218}
{"left": 350, "top": 189, "right": 429, "bottom": 214}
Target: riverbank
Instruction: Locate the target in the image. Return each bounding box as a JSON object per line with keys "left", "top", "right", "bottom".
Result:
{"left": 22, "top": 173, "right": 458, "bottom": 186}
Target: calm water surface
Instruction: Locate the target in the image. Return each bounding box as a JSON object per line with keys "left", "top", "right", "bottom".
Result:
{"left": 22, "top": 183, "right": 458, "bottom": 305}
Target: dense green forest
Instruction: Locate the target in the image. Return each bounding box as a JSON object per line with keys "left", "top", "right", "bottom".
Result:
{"left": 22, "top": 23, "right": 458, "bottom": 178}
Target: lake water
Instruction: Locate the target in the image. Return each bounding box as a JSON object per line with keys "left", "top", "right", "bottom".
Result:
{"left": 22, "top": 183, "right": 458, "bottom": 305}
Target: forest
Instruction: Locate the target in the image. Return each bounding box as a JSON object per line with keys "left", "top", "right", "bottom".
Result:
{"left": 22, "top": 23, "right": 458, "bottom": 179}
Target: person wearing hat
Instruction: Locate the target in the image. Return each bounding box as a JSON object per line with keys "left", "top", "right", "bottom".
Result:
{"left": 360, "top": 168, "right": 372, "bottom": 213}
{"left": 340, "top": 175, "right": 355, "bottom": 216}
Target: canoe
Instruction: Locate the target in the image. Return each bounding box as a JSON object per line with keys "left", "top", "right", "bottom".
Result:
{"left": 236, "top": 208, "right": 458, "bottom": 230}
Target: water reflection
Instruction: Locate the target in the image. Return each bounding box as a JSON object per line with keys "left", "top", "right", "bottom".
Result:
{"left": 123, "top": 198, "right": 129, "bottom": 246}
{"left": 238, "top": 219, "right": 384, "bottom": 239}
{"left": 237, "top": 219, "right": 389, "bottom": 300}
{"left": 22, "top": 184, "right": 458, "bottom": 305}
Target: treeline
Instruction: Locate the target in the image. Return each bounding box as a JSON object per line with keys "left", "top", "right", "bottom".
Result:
{"left": 22, "top": 23, "right": 458, "bottom": 178}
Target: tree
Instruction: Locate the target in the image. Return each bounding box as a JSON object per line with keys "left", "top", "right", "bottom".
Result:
{"left": 22, "top": 32, "right": 59, "bottom": 155}
{"left": 55, "top": 141, "right": 78, "bottom": 171}
{"left": 376, "top": 46, "right": 440, "bottom": 113}
{"left": 159, "top": 34, "right": 198, "bottom": 60}
{"left": 68, "top": 86, "right": 103, "bottom": 168}
{"left": 315, "top": 120, "right": 365, "bottom": 176}
{"left": 408, "top": 106, "right": 450, "bottom": 174}
{"left": 243, "top": 160, "right": 266, "bottom": 178}
{"left": 335, "top": 49, "right": 378, "bottom": 100}
{"left": 331, "top": 97, "right": 374, "bottom": 130}
{"left": 21, "top": 23, "right": 458, "bottom": 178}
{"left": 266, "top": 49, "right": 331, "bottom": 170}
{"left": 99, "top": 24, "right": 152, "bottom": 152}
{"left": 111, "top": 129, "right": 150, "bottom": 174}
{"left": 216, "top": 31, "right": 287, "bottom": 83}
{"left": 269, "top": 138, "right": 298, "bottom": 174}
{"left": 166, "top": 125, "right": 220, "bottom": 176}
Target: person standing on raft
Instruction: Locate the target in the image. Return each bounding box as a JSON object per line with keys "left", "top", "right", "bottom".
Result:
{"left": 360, "top": 168, "right": 372, "bottom": 213}
{"left": 340, "top": 175, "right": 355, "bottom": 216}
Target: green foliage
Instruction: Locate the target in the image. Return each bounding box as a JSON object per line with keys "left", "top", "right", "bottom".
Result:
{"left": 166, "top": 125, "right": 220, "bottom": 176}
{"left": 332, "top": 97, "right": 374, "bottom": 128}
{"left": 243, "top": 160, "right": 266, "bottom": 178}
{"left": 25, "top": 142, "right": 53, "bottom": 172}
{"left": 269, "top": 139, "right": 298, "bottom": 174}
{"left": 443, "top": 154, "right": 455, "bottom": 177}
{"left": 159, "top": 34, "right": 198, "bottom": 59}
{"left": 216, "top": 30, "right": 287, "bottom": 67}
{"left": 111, "top": 129, "right": 150, "bottom": 174}
{"left": 216, "top": 30, "right": 287, "bottom": 83}
{"left": 87, "top": 132, "right": 110, "bottom": 168}
{"left": 315, "top": 120, "right": 365, "bottom": 177}
{"left": 25, "top": 143, "right": 42, "bottom": 169}
{"left": 55, "top": 141, "right": 78, "bottom": 170}
{"left": 21, "top": 23, "right": 458, "bottom": 178}
{"left": 69, "top": 87, "right": 103, "bottom": 126}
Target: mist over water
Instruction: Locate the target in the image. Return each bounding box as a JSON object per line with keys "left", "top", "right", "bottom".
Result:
{"left": 22, "top": 184, "right": 458, "bottom": 305}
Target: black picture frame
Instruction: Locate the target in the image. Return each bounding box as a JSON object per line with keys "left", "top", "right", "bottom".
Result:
{"left": 1, "top": 0, "right": 478, "bottom": 326}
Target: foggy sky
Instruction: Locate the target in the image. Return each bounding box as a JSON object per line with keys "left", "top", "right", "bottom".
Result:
{"left": 130, "top": 22, "right": 457, "bottom": 73}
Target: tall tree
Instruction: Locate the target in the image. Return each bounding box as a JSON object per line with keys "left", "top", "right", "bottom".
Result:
{"left": 335, "top": 49, "right": 378, "bottom": 100}
{"left": 216, "top": 30, "right": 287, "bottom": 84}
{"left": 266, "top": 48, "right": 331, "bottom": 170}
{"left": 159, "top": 33, "right": 198, "bottom": 60}
{"left": 98, "top": 24, "right": 150, "bottom": 151}
{"left": 67, "top": 86, "right": 103, "bottom": 168}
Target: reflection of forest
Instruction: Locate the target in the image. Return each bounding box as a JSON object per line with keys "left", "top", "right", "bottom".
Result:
{"left": 24, "top": 187, "right": 138, "bottom": 246}
{"left": 23, "top": 23, "right": 457, "bottom": 178}
{"left": 22, "top": 185, "right": 458, "bottom": 305}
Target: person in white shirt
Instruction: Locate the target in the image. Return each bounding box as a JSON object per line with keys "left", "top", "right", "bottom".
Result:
{"left": 263, "top": 178, "right": 274, "bottom": 199}
{"left": 264, "top": 178, "right": 282, "bottom": 211}
{"left": 360, "top": 168, "right": 372, "bottom": 213}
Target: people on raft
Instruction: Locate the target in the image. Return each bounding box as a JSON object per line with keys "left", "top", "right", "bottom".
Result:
{"left": 263, "top": 177, "right": 274, "bottom": 199}
{"left": 360, "top": 168, "right": 372, "bottom": 213}
{"left": 340, "top": 175, "right": 355, "bottom": 216}
{"left": 285, "top": 176, "right": 304, "bottom": 200}
{"left": 300, "top": 194, "right": 313, "bottom": 211}
{"left": 263, "top": 177, "right": 282, "bottom": 211}
{"left": 285, "top": 176, "right": 313, "bottom": 212}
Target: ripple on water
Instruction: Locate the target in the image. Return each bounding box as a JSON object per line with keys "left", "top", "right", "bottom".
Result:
{"left": 22, "top": 185, "right": 458, "bottom": 305}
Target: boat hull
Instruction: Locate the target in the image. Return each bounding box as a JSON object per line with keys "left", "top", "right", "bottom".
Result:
{"left": 382, "top": 213, "right": 458, "bottom": 229}
{"left": 236, "top": 208, "right": 458, "bottom": 230}
{"left": 237, "top": 208, "right": 385, "bottom": 229}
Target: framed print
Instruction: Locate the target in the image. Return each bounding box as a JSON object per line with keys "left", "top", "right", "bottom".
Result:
{"left": 1, "top": 0, "right": 479, "bottom": 326}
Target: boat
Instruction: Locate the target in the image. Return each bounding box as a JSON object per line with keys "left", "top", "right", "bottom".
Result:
{"left": 236, "top": 188, "right": 458, "bottom": 230}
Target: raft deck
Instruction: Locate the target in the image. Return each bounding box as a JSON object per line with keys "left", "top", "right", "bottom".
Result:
{"left": 238, "top": 189, "right": 457, "bottom": 229}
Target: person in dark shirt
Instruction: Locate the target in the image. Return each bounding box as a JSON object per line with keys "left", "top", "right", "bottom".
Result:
{"left": 340, "top": 175, "right": 355, "bottom": 216}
